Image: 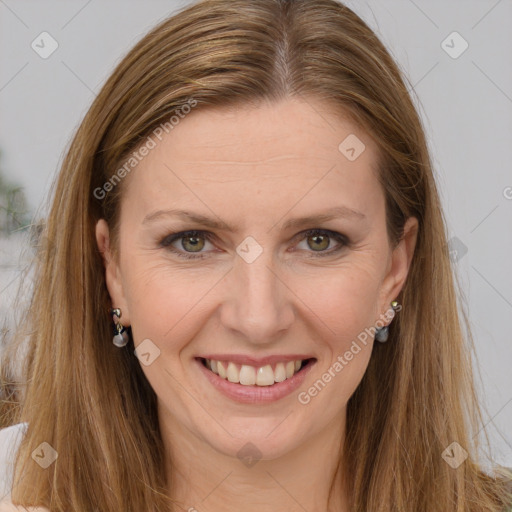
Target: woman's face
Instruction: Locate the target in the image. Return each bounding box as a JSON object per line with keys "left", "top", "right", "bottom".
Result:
{"left": 96, "top": 97, "right": 417, "bottom": 461}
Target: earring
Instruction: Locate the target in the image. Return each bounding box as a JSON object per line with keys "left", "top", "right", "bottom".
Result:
{"left": 375, "top": 301, "right": 400, "bottom": 343}
{"left": 110, "top": 308, "right": 129, "bottom": 347}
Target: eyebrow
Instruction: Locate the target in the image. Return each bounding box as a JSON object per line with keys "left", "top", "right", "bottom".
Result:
{"left": 143, "top": 206, "right": 366, "bottom": 232}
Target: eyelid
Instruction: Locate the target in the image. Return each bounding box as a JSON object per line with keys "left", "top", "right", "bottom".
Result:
{"left": 292, "top": 228, "right": 349, "bottom": 257}
{"left": 159, "top": 228, "right": 349, "bottom": 259}
{"left": 157, "top": 230, "right": 215, "bottom": 252}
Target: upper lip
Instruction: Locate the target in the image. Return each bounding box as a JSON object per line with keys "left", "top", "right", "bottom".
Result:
{"left": 197, "top": 354, "right": 316, "bottom": 366}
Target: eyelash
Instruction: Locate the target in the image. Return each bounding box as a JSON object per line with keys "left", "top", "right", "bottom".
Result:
{"left": 158, "top": 229, "right": 350, "bottom": 260}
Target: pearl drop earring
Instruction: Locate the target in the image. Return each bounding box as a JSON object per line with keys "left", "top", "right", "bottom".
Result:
{"left": 375, "top": 301, "right": 400, "bottom": 343}
{"left": 110, "top": 308, "right": 130, "bottom": 347}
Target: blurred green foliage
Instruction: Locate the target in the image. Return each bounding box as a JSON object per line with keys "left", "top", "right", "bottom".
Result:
{"left": 0, "top": 149, "right": 30, "bottom": 234}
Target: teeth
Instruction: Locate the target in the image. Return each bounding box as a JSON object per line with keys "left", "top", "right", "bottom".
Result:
{"left": 285, "top": 361, "right": 295, "bottom": 378}
{"left": 203, "top": 358, "right": 306, "bottom": 386}
{"left": 274, "top": 362, "right": 286, "bottom": 382}
{"left": 239, "top": 365, "right": 256, "bottom": 385}
{"left": 256, "top": 365, "right": 274, "bottom": 386}
{"left": 217, "top": 361, "right": 227, "bottom": 379}
{"left": 227, "top": 362, "right": 239, "bottom": 383}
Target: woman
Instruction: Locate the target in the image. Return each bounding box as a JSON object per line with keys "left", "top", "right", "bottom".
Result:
{"left": 0, "top": 0, "right": 510, "bottom": 510}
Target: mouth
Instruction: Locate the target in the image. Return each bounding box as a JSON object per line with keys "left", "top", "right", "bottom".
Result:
{"left": 194, "top": 356, "right": 317, "bottom": 403}
{"left": 198, "top": 357, "right": 315, "bottom": 386}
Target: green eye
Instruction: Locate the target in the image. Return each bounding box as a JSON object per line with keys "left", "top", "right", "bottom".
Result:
{"left": 180, "top": 233, "right": 205, "bottom": 252}
{"left": 159, "top": 228, "right": 349, "bottom": 260}
{"left": 295, "top": 229, "right": 348, "bottom": 257}
{"left": 160, "top": 230, "right": 212, "bottom": 259}
{"left": 306, "top": 232, "right": 331, "bottom": 251}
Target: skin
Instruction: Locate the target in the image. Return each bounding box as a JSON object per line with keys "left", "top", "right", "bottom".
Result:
{"left": 96, "top": 97, "right": 418, "bottom": 512}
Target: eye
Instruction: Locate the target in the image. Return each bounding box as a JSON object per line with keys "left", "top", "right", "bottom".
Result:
{"left": 159, "top": 228, "right": 349, "bottom": 260}
{"left": 294, "top": 229, "right": 348, "bottom": 257}
{"left": 159, "top": 230, "right": 215, "bottom": 260}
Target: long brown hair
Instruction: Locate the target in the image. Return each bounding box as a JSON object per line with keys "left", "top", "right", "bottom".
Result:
{"left": 1, "top": 0, "right": 511, "bottom": 510}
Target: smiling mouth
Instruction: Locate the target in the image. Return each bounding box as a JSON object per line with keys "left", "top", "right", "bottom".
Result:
{"left": 198, "top": 357, "right": 316, "bottom": 386}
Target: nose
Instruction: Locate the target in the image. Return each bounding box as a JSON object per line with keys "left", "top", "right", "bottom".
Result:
{"left": 219, "top": 247, "right": 295, "bottom": 345}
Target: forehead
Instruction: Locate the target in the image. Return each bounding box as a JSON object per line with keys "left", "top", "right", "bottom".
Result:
{"left": 121, "top": 97, "right": 384, "bottom": 223}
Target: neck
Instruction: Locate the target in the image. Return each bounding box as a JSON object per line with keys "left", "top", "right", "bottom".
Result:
{"left": 159, "top": 406, "right": 350, "bottom": 512}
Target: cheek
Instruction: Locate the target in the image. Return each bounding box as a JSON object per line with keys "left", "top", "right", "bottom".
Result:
{"left": 305, "top": 262, "right": 382, "bottom": 342}
{"left": 121, "top": 264, "right": 218, "bottom": 403}
{"left": 123, "top": 248, "right": 384, "bottom": 344}
{"left": 120, "top": 249, "right": 383, "bottom": 432}
{"left": 301, "top": 262, "right": 381, "bottom": 394}
{"left": 294, "top": 269, "right": 379, "bottom": 412}
{"left": 123, "top": 262, "right": 216, "bottom": 346}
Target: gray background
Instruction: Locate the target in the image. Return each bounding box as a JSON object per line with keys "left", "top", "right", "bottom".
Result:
{"left": 0, "top": 0, "right": 511, "bottom": 466}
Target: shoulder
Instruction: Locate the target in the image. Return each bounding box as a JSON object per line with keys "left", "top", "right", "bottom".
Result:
{"left": 0, "top": 423, "right": 28, "bottom": 506}
{"left": 0, "top": 423, "right": 49, "bottom": 511}
{"left": 0, "top": 422, "right": 27, "bottom": 444}
{"left": 0, "top": 504, "right": 49, "bottom": 512}
{"left": 0, "top": 422, "right": 27, "bottom": 465}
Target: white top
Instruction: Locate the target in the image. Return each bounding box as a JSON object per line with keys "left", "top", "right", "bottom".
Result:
{"left": 0, "top": 423, "right": 27, "bottom": 507}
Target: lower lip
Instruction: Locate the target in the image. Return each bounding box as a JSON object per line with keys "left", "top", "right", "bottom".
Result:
{"left": 195, "top": 358, "right": 316, "bottom": 404}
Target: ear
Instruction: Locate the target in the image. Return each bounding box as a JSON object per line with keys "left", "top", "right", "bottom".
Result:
{"left": 378, "top": 216, "right": 418, "bottom": 316}
{"left": 95, "top": 219, "right": 131, "bottom": 326}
